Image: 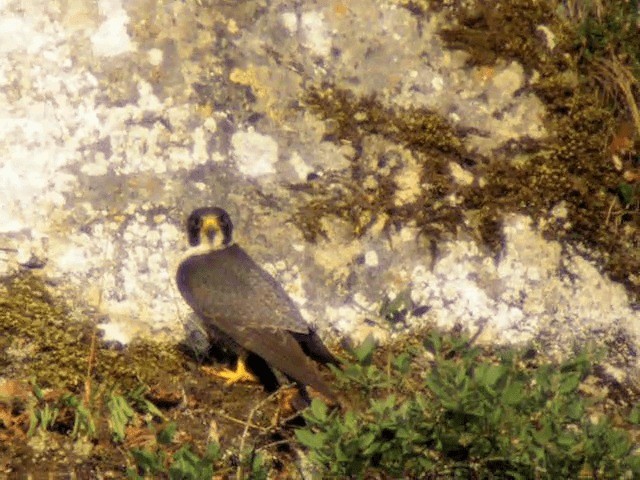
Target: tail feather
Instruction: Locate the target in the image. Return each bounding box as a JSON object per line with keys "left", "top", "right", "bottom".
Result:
{"left": 293, "top": 331, "right": 340, "bottom": 366}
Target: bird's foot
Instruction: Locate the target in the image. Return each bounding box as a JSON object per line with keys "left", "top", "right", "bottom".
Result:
{"left": 201, "top": 359, "right": 258, "bottom": 385}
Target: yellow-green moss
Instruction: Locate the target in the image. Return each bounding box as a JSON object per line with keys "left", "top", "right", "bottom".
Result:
{"left": 292, "top": 1, "right": 639, "bottom": 303}
{"left": 0, "top": 273, "right": 185, "bottom": 392}
{"left": 435, "top": 1, "right": 638, "bottom": 301}
{"left": 292, "top": 85, "right": 464, "bottom": 242}
{"left": 304, "top": 85, "right": 463, "bottom": 154}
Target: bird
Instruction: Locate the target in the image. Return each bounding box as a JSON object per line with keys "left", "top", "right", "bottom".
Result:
{"left": 176, "top": 206, "right": 339, "bottom": 404}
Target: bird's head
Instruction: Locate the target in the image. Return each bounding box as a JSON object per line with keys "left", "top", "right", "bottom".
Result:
{"left": 186, "top": 207, "right": 234, "bottom": 250}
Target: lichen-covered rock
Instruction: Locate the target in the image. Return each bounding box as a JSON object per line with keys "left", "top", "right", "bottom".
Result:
{"left": 0, "top": 0, "right": 638, "bottom": 386}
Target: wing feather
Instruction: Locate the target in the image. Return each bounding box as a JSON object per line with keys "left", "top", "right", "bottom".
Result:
{"left": 178, "top": 246, "right": 309, "bottom": 333}
{"left": 176, "top": 247, "right": 337, "bottom": 401}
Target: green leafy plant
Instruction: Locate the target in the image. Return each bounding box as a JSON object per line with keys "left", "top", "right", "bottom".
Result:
{"left": 574, "top": 0, "right": 640, "bottom": 71}
{"left": 27, "top": 383, "right": 59, "bottom": 437}
{"left": 237, "top": 449, "right": 270, "bottom": 480}
{"left": 168, "top": 443, "right": 220, "bottom": 480}
{"left": 108, "top": 393, "right": 137, "bottom": 443}
{"left": 127, "top": 422, "right": 222, "bottom": 480}
{"left": 26, "top": 383, "right": 97, "bottom": 439}
{"left": 128, "top": 447, "right": 167, "bottom": 479}
{"left": 108, "top": 386, "right": 165, "bottom": 443}
{"left": 618, "top": 181, "right": 639, "bottom": 208}
{"left": 60, "top": 393, "right": 96, "bottom": 439}
{"left": 127, "top": 385, "right": 166, "bottom": 420}
{"left": 329, "top": 334, "right": 392, "bottom": 396}
{"left": 297, "top": 331, "right": 640, "bottom": 478}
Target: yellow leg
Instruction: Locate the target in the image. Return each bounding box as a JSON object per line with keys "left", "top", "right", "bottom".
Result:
{"left": 201, "top": 356, "right": 258, "bottom": 385}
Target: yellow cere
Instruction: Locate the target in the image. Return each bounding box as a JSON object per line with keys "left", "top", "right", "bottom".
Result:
{"left": 201, "top": 215, "right": 222, "bottom": 236}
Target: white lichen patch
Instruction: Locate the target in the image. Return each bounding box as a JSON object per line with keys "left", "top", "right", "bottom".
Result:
{"left": 281, "top": 11, "right": 298, "bottom": 34}
{"left": 98, "top": 321, "right": 131, "bottom": 345}
{"left": 406, "top": 215, "right": 639, "bottom": 356}
{"left": 147, "top": 48, "right": 163, "bottom": 66}
{"left": 410, "top": 242, "right": 508, "bottom": 333}
{"left": 325, "top": 304, "right": 361, "bottom": 337}
{"left": 90, "top": 0, "right": 135, "bottom": 57}
{"left": 364, "top": 250, "right": 379, "bottom": 267}
{"left": 99, "top": 218, "right": 185, "bottom": 341}
{"left": 300, "top": 11, "right": 332, "bottom": 58}
{"left": 231, "top": 128, "right": 279, "bottom": 177}
{"left": 0, "top": 10, "right": 98, "bottom": 234}
{"left": 81, "top": 153, "right": 109, "bottom": 176}
{"left": 289, "top": 151, "right": 314, "bottom": 181}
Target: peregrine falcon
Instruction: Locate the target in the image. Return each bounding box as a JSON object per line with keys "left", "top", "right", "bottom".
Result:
{"left": 176, "top": 207, "right": 339, "bottom": 403}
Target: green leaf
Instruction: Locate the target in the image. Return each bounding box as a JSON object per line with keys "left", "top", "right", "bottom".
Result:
{"left": 27, "top": 410, "right": 38, "bottom": 437}
{"left": 168, "top": 461, "right": 197, "bottom": 480}
{"left": 629, "top": 405, "right": 640, "bottom": 424}
{"left": 249, "top": 451, "right": 269, "bottom": 480}
{"left": 556, "top": 431, "right": 576, "bottom": 448}
{"left": 204, "top": 442, "right": 221, "bottom": 462}
{"left": 610, "top": 434, "right": 631, "bottom": 458}
{"left": 108, "top": 394, "right": 136, "bottom": 442}
{"left": 131, "top": 448, "right": 165, "bottom": 474}
{"left": 310, "top": 398, "right": 328, "bottom": 422}
{"left": 344, "top": 411, "right": 358, "bottom": 430}
{"left": 32, "top": 383, "right": 44, "bottom": 401}
{"left": 392, "top": 352, "right": 411, "bottom": 373}
{"left": 424, "top": 376, "right": 447, "bottom": 399}
{"left": 142, "top": 399, "right": 165, "bottom": 420}
{"left": 618, "top": 182, "right": 636, "bottom": 206}
{"left": 359, "top": 432, "right": 377, "bottom": 449}
{"left": 502, "top": 381, "right": 525, "bottom": 405}
{"left": 625, "top": 454, "right": 640, "bottom": 473}
{"left": 423, "top": 332, "right": 442, "bottom": 354}
{"left": 481, "top": 364, "right": 507, "bottom": 388}
{"left": 73, "top": 404, "right": 96, "bottom": 438}
{"left": 295, "top": 429, "right": 326, "bottom": 449}
{"left": 565, "top": 399, "right": 584, "bottom": 420}
{"left": 334, "top": 442, "right": 349, "bottom": 462}
{"left": 559, "top": 373, "right": 581, "bottom": 394}
{"left": 170, "top": 444, "right": 214, "bottom": 480}
{"left": 61, "top": 393, "right": 79, "bottom": 408}
{"left": 125, "top": 467, "right": 143, "bottom": 480}
{"left": 353, "top": 334, "right": 377, "bottom": 364}
{"left": 414, "top": 392, "right": 429, "bottom": 411}
{"left": 532, "top": 424, "right": 552, "bottom": 445}
{"left": 173, "top": 444, "right": 199, "bottom": 463}
{"left": 157, "top": 422, "right": 178, "bottom": 444}
{"left": 370, "top": 394, "right": 396, "bottom": 414}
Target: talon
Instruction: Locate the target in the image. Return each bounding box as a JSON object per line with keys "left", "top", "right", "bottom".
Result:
{"left": 201, "top": 357, "right": 258, "bottom": 385}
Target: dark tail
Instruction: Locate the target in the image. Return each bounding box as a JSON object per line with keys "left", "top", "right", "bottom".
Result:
{"left": 293, "top": 331, "right": 340, "bottom": 366}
